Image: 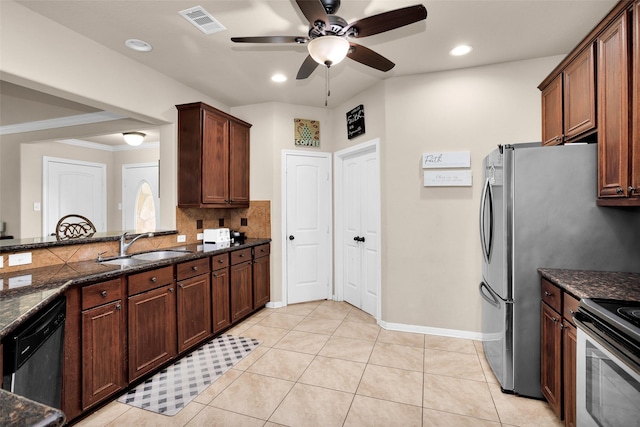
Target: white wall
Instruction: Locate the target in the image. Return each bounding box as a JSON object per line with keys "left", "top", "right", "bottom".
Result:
{"left": 232, "top": 102, "right": 333, "bottom": 303}
{"left": 331, "top": 56, "right": 564, "bottom": 334}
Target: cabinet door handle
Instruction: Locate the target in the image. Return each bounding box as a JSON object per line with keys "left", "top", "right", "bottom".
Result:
{"left": 544, "top": 291, "right": 552, "bottom": 297}
{"left": 151, "top": 276, "right": 157, "bottom": 283}
{"left": 192, "top": 266, "right": 198, "bottom": 271}
{"left": 629, "top": 186, "right": 637, "bottom": 195}
{"left": 179, "top": 284, "right": 185, "bottom": 289}
{"left": 116, "top": 304, "right": 121, "bottom": 310}
{"left": 101, "top": 290, "right": 107, "bottom": 297}
{"left": 240, "top": 253, "right": 245, "bottom": 257}
{"left": 616, "top": 187, "right": 624, "bottom": 194}
{"left": 169, "top": 287, "right": 174, "bottom": 293}
{"left": 218, "top": 259, "right": 224, "bottom": 263}
{"left": 551, "top": 317, "right": 558, "bottom": 322}
{"left": 289, "top": 235, "right": 295, "bottom": 240}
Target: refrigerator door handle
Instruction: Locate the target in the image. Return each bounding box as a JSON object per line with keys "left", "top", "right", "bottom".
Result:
{"left": 479, "top": 281, "right": 503, "bottom": 308}
{"left": 479, "top": 177, "right": 494, "bottom": 263}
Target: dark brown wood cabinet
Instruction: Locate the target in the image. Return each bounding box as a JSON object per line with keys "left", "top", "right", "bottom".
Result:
{"left": 127, "top": 266, "right": 177, "bottom": 382}
{"left": 211, "top": 253, "right": 231, "bottom": 332}
{"left": 633, "top": 0, "right": 640, "bottom": 202}
{"left": 540, "top": 45, "right": 596, "bottom": 146}
{"left": 564, "top": 44, "right": 596, "bottom": 140}
{"left": 176, "top": 258, "right": 212, "bottom": 354}
{"left": 541, "top": 75, "right": 563, "bottom": 146}
{"left": 252, "top": 244, "right": 270, "bottom": 309}
{"left": 230, "top": 248, "right": 253, "bottom": 322}
{"left": 176, "top": 102, "right": 252, "bottom": 208}
{"left": 540, "top": 278, "right": 579, "bottom": 426}
{"left": 597, "top": 11, "right": 632, "bottom": 200}
{"left": 80, "top": 279, "right": 126, "bottom": 410}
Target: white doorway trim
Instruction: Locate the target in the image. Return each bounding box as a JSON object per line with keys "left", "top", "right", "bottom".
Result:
{"left": 281, "top": 149, "right": 333, "bottom": 307}
{"left": 334, "top": 138, "right": 381, "bottom": 322}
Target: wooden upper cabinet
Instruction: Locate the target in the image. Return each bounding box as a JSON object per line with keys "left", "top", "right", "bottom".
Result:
{"left": 177, "top": 102, "right": 252, "bottom": 208}
{"left": 597, "top": 11, "right": 630, "bottom": 199}
{"left": 563, "top": 44, "right": 596, "bottom": 139}
{"left": 541, "top": 75, "right": 563, "bottom": 146}
{"left": 631, "top": 0, "right": 640, "bottom": 200}
{"left": 540, "top": 44, "right": 596, "bottom": 146}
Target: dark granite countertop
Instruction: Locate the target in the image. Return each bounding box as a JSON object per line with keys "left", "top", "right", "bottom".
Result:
{"left": 538, "top": 268, "right": 640, "bottom": 301}
{"left": 0, "top": 390, "right": 65, "bottom": 427}
{"left": 0, "top": 238, "right": 270, "bottom": 340}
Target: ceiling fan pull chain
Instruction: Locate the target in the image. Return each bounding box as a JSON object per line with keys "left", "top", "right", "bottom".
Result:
{"left": 325, "top": 65, "right": 330, "bottom": 107}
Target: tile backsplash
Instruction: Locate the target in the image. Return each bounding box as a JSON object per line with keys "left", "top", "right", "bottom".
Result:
{"left": 1, "top": 201, "right": 271, "bottom": 273}
{"left": 176, "top": 200, "right": 271, "bottom": 244}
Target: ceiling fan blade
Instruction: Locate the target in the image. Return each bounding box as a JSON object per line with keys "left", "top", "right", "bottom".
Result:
{"left": 231, "top": 36, "right": 306, "bottom": 44}
{"left": 342, "top": 4, "right": 427, "bottom": 38}
{"left": 296, "top": 55, "right": 320, "bottom": 80}
{"left": 296, "top": 0, "right": 329, "bottom": 28}
{"left": 347, "top": 43, "right": 395, "bottom": 72}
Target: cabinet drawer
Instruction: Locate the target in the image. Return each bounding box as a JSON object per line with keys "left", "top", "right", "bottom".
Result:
{"left": 230, "top": 248, "right": 252, "bottom": 265}
{"left": 253, "top": 244, "right": 270, "bottom": 259}
{"left": 128, "top": 266, "right": 174, "bottom": 296}
{"left": 177, "top": 257, "right": 210, "bottom": 281}
{"left": 541, "top": 279, "right": 562, "bottom": 313}
{"left": 82, "top": 279, "right": 122, "bottom": 310}
{"left": 563, "top": 293, "right": 580, "bottom": 325}
{"left": 211, "top": 253, "right": 229, "bottom": 270}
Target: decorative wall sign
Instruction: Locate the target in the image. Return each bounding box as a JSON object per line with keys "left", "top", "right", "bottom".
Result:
{"left": 422, "top": 151, "right": 471, "bottom": 169}
{"left": 346, "top": 104, "right": 365, "bottom": 139}
{"left": 294, "top": 118, "right": 320, "bottom": 147}
{"left": 424, "top": 170, "right": 473, "bottom": 187}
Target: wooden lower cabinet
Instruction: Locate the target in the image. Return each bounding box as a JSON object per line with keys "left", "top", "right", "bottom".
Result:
{"left": 177, "top": 273, "right": 212, "bottom": 354}
{"left": 128, "top": 283, "right": 177, "bottom": 382}
{"left": 81, "top": 300, "right": 126, "bottom": 409}
{"left": 540, "top": 278, "right": 579, "bottom": 426}
{"left": 252, "top": 244, "right": 270, "bottom": 309}
{"left": 230, "top": 260, "right": 253, "bottom": 322}
{"left": 563, "top": 320, "right": 577, "bottom": 427}
{"left": 541, "top": 302, "right": 563, "bottom": 418}
{"left": 176, "top": 257, "right": 212, "bottom": 354}
{"left": 212, "top": 253, "right": 231, "bottom": 332}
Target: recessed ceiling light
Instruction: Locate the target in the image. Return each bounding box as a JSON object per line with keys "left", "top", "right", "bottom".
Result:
{"left": 449, "top": 45, "right": 472, "bottom": 56}
{"left": 271, "top": 74, "right": 287, "bottom": 83}
{"left": 125, "top": 39, "right": 153, "bottom": 52}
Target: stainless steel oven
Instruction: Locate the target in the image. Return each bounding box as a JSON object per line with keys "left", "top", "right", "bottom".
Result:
{"left": 574, "top": 298, "right": 640, "bottom": 427}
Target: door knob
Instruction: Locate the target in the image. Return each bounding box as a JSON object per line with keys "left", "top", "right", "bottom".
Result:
{"left": 354, "top": 236, "right": 360, "bottom": 241}
{"left": 289, "top": 235, "right": 295, "bottom": 240}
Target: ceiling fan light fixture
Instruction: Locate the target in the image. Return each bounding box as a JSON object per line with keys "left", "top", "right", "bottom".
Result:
{"left": 307, "top": 36, "right": 350, "bottom": 66}
{"left": 123, "top": 132, "right": 146, "bottom": 146}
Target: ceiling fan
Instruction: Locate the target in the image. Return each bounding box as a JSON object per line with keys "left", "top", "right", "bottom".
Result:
{"left": 231, "top": 0, "right": 428, "bottom": 80}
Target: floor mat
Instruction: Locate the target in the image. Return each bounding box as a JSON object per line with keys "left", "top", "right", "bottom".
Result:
{"left": 118, "top": 334, "right": 260, "bottom": 416}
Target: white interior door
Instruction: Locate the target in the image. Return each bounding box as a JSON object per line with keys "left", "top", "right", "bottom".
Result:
{"left": 43, "top": 157, "right": 106, "bottom": 236}
{"left": 123, "top": 162, "right": 160, "bottom": 232}
{"left": 335, "top": 140, "right": 380, "bottom": 318}
{"left": 283, "top": 151, "right": 332, "bottom": 304}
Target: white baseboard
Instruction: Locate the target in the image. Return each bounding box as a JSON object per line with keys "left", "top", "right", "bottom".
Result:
{"left": 378, "top": 320, "right": 484, "bottom": 341}
{"left": 265, "top": 301, "right": 284, "bottom": 309}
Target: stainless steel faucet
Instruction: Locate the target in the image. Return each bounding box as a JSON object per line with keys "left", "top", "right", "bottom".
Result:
{"left": 119, "top": 232, "right": 153, "bottom": 256}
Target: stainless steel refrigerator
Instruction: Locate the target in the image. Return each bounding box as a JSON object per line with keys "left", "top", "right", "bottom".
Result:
{"left": 479, "top": 142, "right": 640, "bottom": 399}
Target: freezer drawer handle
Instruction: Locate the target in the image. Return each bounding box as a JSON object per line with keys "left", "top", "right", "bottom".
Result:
{"left": 479, "top": 281, "right": 500, "bottom": 308}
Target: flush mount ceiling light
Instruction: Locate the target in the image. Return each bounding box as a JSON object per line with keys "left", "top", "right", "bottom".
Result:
{"left": 125, "top": 39, "right": 153, "bottom": 52}
{"left": 123, "top": 132, "right": 146, "bottom": 146}
{"left": 271, "top": 73, "right": 287, "bottom": 83}
{"left": 307, "top": 36, "right": 350, "bottom": 67}
{"left": 449, "top": 44, "right": 473, "bottom": 56}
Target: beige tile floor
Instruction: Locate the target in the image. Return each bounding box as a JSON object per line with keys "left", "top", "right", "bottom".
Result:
{"left": 75, "top": 300, "right": 562, "bottom": 427}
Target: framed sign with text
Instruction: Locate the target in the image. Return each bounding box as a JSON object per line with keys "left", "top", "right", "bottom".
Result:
{"left": 346, "top": 104, "right": 365, "bottom": 139}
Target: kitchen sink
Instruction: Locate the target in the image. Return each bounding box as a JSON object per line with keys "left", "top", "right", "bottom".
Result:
{"left": 100, "top": 249, "right": 192, "bottom": 266}
{"left": 99, "top": 256, "right": 144, "bottom": 266}
{"left": 131, "top": 250, "right": 192, "bottom": 261}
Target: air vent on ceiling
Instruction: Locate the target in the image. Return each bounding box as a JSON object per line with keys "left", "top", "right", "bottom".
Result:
{"left": 179, "top": 6, "right": 226, "bottom": 35}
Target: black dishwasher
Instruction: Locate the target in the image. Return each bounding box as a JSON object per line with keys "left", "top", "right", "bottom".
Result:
{"left": 2, "top": 297, "right": 66, "bottom": 409}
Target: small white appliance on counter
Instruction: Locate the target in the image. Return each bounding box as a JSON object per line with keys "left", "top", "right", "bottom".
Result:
{"left": 203, "top": 228, "right": 230, "bottom": 249}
